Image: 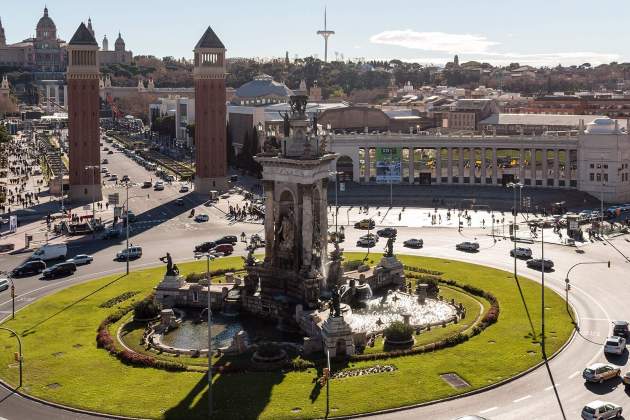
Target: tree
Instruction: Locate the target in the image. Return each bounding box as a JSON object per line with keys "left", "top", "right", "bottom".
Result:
{"left": 116, "top": 93, "right": 157, "bottom": 121}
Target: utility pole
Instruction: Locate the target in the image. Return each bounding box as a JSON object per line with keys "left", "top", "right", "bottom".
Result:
{"left": 125, "top": 181, "right": 130, "bottom": 275}
{"left": 541, "top": 227, "right": 545, "bottom": 356}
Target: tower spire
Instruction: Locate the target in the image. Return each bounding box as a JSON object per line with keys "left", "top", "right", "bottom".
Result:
{"left": 316, "top": 6, "right": 335, "bottom": 63}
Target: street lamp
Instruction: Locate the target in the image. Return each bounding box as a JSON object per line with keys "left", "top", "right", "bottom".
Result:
{"left": 507, "top": 181, "right": 524, "bottom": 280}
{"left": 599, "top": 154, "right": 605, "bottom": 236}
{"left": 194, "top": 252, "right": 216, "bottom": 418}
{"left": 564, "top": 260, "right": 610, "bottom": 320}
{"left": 0, "top": 272, "right": 15, "bottom": 320}
{"left": 329, "top": 170, "right": 343, "bottom": 235}
{"left": 0, "top": 327, "right": 22, "bottom": 388}
{"left": 120, "top": 182, "right": 147, "bottom": 275}
{"left": 84, "top": 165, "right": 99, "bottom": 224}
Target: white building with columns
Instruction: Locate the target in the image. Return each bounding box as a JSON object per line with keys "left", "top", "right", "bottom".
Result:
{"left": 328, "top": 117, "right": 630, "bottom": 203}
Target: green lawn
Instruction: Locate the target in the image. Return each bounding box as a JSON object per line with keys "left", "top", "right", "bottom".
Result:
{"left": 0, "top": 254, "right": 573, "bottom": 420}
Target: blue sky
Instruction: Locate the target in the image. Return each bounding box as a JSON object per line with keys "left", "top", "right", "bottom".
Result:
{"left": 1, "top": 0, "right": 627, "bottom": 66}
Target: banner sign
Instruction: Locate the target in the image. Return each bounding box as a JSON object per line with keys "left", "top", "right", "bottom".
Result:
{"left": 9, "top": 215, "right": 17, "bottom": 232}
{"left": 375, "top": 147, "right": 401, "bottom": 183}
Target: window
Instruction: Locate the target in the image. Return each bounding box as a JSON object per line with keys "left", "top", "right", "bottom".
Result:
{"left": 604, "top": 164, "right": 608, "bottom": 169}
{"left": 589, "top": 173, "right": 594, "bottom": 181}
{"left": 597, "top": 173, "right": 601, "bottom": 182}
{"left": 590, "top": 163, "right": 594, "bottom": 168}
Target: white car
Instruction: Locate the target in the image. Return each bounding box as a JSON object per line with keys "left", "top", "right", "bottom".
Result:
{"left": 154, "top": 181, "right": 164, "bottom": 191}
{"left": 510, "top": 247, "right": 532, "bottom": 259}
{"left": 604, "top": 336, "right": 626, "bottom": 355}
{"left": 67, "top": 254, "right": 93, "bottom": 266}
{"left": 581, "top": 400, "right": 622, "bottom": 419}
{"left": 456, "top": 241, "right": 479, "bottom": 252}
{"left": 194, "top": 214, "right": 209, "bottom": 222}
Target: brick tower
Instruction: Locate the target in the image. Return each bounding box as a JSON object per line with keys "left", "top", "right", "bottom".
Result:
{"left": 67, "top": 22, "right": 101, "bottom": 203}
{"left": 193, "top": 26, "right": 228, "bottom": 193}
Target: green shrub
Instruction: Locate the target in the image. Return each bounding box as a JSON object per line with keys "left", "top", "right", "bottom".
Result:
{"left": 343, "top": 260, "right": 363, "bottom": 271}
{"left": 256, "top": 342, "right": 283, "bottom": 358}
{"left": 133, "top": 294, "right": 159, "bottom": 319}
{"left": 384, "top": 321, "right": 414, "bottom": 342}
{"left": 290, "top": 356, "right": 315, "bottom": 371}
{"left": 99, "top": 291, "right": 140, "bottom": 308}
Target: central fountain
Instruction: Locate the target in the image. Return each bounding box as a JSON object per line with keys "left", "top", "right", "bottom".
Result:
{"left": 153, "top": 90, "right": 460, "bottom": 358}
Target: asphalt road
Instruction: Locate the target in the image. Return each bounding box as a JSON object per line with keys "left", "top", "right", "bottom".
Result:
{"left": 0, "top": 142, "right": 629, "bottom": 420}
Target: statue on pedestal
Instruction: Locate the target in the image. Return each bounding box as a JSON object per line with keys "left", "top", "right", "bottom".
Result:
{"left": 384, "top": 236, "right": 396, "bottom": 258}
{"left": 159, "top": 252, "right": 179, "bottom": 276}
{"left": 276, "top": 209, "right": 295, "bottom": 254}
{"left": 330, "top": 286, "right": 341, "bottom": 318}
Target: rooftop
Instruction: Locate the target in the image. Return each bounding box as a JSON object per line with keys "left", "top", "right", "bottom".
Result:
{"left": 69, "top": 22, "right": 98, "bottom": 46}
{"left": 195, "top": 26, "right": 225, "bottom": 49}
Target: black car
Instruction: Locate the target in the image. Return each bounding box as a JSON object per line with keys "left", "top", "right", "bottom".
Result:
{"left": 526, "top": 258, "right": 554, "bottom": 271}
{"left": 377, "top": 228, "right": 398, "bottom": 238}
{"left": 613, "top": 320, "right": 629, "bottom": 338}
{"left": 215, "top": 235, "right": 237, "bottom": 245}
{"left": 42, "top": 262, "right": 76, "bottom": 279}
{"left": 12, "top": 260, "right": 47, "bottom": 277}
{"left": 194, "top": 241, "right": 216, "bottom": 253}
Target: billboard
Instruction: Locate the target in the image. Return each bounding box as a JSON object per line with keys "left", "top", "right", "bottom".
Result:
{"left": 376, "top": 147, "right": 401, "bottom": 183}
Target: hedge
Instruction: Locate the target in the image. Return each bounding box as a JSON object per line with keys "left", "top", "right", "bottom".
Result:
{"left": 96, "top": 304, "right": 186, "bottom": 372}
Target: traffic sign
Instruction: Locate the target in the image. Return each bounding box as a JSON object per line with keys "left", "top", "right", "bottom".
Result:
{"left": 108, "top": 193, "right": 120, "bottom": 205}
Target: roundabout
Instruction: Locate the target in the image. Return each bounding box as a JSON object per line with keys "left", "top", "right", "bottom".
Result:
{"left": 0, "top": 253, "right": 574, "bottom": 419}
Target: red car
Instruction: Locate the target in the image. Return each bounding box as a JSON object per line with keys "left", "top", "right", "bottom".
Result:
{"left": 214, "top": 244, "right": 233, "bottom": 255}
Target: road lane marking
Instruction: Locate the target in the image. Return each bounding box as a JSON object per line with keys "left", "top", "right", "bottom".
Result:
{"left": 580, "top": 317, "right": 610, "bottom": 321}
{"left": 569, "top": 371, "right": 581, "bottom": 379}
{"left": 513, "top": 395, "right": 531, "bottom": 403}
{"left": 479, "top": 407, "right": 498, "bottom": 414}
{"left": 544, "top": 384, "right": 560, "bottom": 391}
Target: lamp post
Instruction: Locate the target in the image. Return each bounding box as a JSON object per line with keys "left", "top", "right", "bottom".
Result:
{"left": 599, "top": 154, "right": 605, "bottom": 236}
{"left": 0, "top": 327, "right": 22, "bottom": 388}
{"left": 1, "top": 272, "right": 15, "bottom": 320}
{"left": 195, "top": 252, "right": 216, "bottom": 418}
{"left": 120, "top": 182, "right": 146, "bottom": 275}
{"left": 564, "top": 260, "right": 610, "bottom": 318}
{"left": 329, "top": 170, "right": 343, "bottom": 235}
{"left": 508, "top": 182, "right": 524, "bottom": 280}
{"left": 84, "top": 165, "right": 99, "bottom": 222}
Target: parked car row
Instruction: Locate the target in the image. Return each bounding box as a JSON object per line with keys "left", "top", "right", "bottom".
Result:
{"left": 194, "top": 236, "right": 237, "bottom": 255}
{"left": 580, "top": 320, "right": 630, "bottom": 419}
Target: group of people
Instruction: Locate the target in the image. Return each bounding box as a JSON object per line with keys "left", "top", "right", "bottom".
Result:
{"left": 1, "top": 135, "right": 44, "bottom": 214}
{"left": 227, "top": 200, "right": 263, "bottom": 222}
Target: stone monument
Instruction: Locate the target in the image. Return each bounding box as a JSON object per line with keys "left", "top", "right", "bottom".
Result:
{"left": 249, "top": 93, "right": 338, "bottom": 321}
{"left": 155, "top": 252, "right": 186, "bottom": 307}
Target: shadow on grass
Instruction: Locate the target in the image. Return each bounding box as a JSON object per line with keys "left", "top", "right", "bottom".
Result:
{"left": 164, "top": 354, "right": 287, "bottom": 420}
{"left": 21, "top": 273, "right": 127, "bottom": 336}
{"left": 512, "top": 274, "right": 537, "bottom": 341}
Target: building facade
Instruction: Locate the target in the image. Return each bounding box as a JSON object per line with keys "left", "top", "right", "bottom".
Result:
{"left": 149, "top": 95, "right": 195, "bottom": 147}
{"left": 0, "top": 7, "right": 66, "bottom": 71}
{"left": 329, "top": 117, "right": 630, "bottom": 202}
{"left": 0, "top": 9, "right": 132, "bottom": 70}
{"left": 193, "top": 26, "right": 228, "bottom": 192}
{"left": 99, "top": 32, "right": 133, "bottom": 65}
{"left": 67, "top": 23, "right": 102, "bottom": 203}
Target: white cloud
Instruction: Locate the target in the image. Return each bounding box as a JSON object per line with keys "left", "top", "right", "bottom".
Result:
{"left": 370, "top": 30, "right": 621, "bottom": 66}
{"left": 370, "top": 30, "right": 499, "bottom": 54}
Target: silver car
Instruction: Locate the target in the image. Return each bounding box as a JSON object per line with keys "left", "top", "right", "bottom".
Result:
{"left": 581, "top": 400, "right": 622, "bottom": 419}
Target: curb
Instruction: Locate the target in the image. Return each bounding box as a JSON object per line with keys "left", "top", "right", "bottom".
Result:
{"left": 325, "top": 297, "right": 579, "bottom": 420}
{"left": 0, "top": 255, "right": 578, "bottom": 420}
